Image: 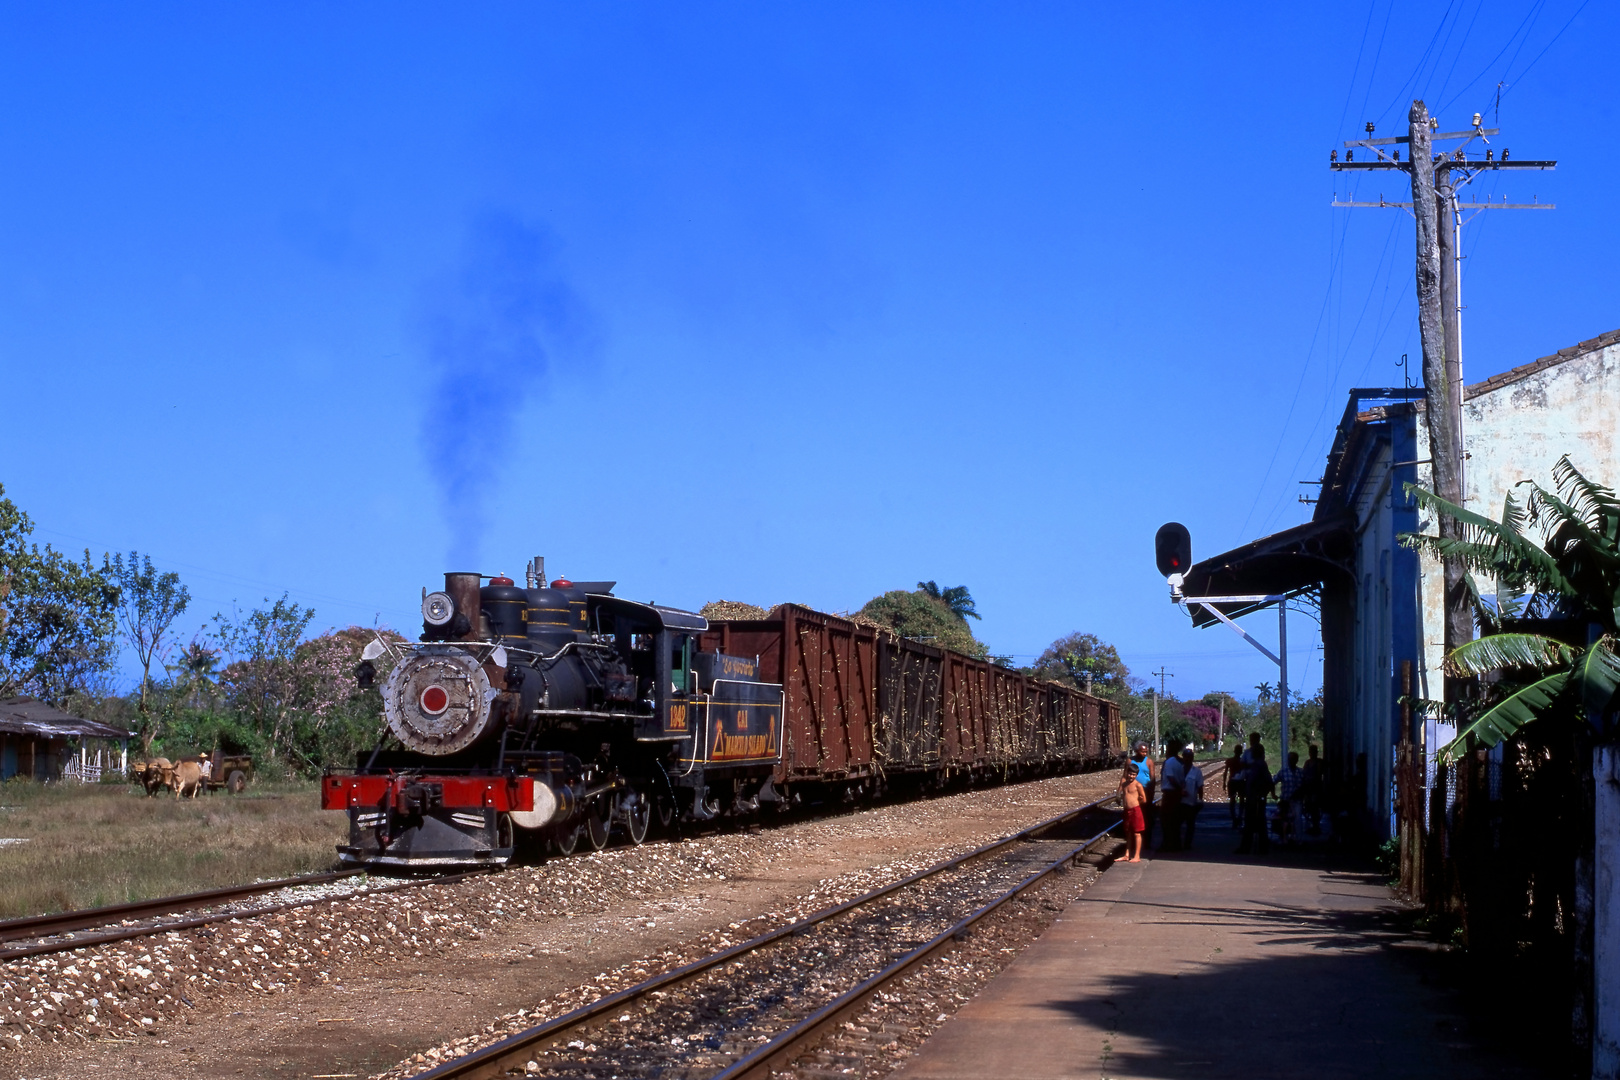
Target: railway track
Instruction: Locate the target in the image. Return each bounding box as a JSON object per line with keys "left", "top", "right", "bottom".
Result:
{"left": 410, "top": 793, "right": 1124, "bottom": 1080}
{"left": 0, "top": 868, "right": 492, "bottom": 962}
{"left": 0, "top": 768, "right": 1116, "bottom": 966}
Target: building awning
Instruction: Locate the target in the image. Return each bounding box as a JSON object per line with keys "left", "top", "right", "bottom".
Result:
{"left": 0, "top": 697, "right": 135, "bottom": 740}
{"left": 1182, "top": 514, "right": 1355, "bottom": 627}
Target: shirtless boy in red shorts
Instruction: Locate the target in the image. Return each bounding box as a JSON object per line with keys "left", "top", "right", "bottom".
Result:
{"left": 1121, "top": 763, "right": 1146, "bottom": 862}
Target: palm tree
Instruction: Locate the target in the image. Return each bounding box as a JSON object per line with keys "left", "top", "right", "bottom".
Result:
{"left": 1404, "top": 455, "right": 1620, "bottom": 759}
{"left": 917, "top": 580, "right": 981, "bottom": 622}
{"left": 170, "top": 638, "right": 221, "bottom": 710}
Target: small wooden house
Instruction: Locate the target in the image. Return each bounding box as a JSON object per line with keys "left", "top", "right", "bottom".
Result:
{"left": 0, "top": 697, "right": 134, "bottom": 781}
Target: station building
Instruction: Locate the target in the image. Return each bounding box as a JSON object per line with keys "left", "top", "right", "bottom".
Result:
{"left": 1184, "top": 328, "right": 1620, "bottom": 837}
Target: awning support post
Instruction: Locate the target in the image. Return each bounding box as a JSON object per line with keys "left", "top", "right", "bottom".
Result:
{"left": 1182, "top": 592, "right": 1290, "bottom": 762}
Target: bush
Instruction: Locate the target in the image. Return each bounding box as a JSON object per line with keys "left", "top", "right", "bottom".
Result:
{"left": 856, "top": 590, "right": 987, "bottom": 657}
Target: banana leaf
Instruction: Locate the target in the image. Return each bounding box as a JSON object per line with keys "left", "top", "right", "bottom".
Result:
{"left": 1407, "top": 485, "right": 1581, "bottom": 597}
{"left": 1440, "top": 670, "right": 1569, "bottom": 762}
{"left": 1444, "top": 633, "right": 1570, "bottom": 677}
{"left": 1567, "top": 637, "right": 1620, "bottom": 722}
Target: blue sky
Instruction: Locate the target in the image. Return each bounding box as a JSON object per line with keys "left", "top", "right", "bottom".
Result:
{"left": 0, "top": 1, "right": 1610, "bottom": 702}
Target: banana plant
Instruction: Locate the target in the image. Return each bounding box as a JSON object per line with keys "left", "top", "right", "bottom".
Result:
{"left": 1403, "top": 455, "right": 1620, "bottom": 761}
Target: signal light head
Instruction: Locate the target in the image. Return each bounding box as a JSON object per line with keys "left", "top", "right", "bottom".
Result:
{"left": 1155, "top": 522, "right": 1193, "bottom": 580}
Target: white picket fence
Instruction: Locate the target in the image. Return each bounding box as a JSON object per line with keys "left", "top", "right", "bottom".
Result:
{"left": 61, "top": 746, "right": 124, "bottom": 783}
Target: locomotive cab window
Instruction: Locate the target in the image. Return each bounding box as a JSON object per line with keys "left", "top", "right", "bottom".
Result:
{"left": 671, "top": 636, "right": 692, "bottom": 695}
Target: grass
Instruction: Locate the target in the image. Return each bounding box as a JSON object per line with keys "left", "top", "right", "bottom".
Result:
{"left": 0, "top": 776, "right": 348, "bottom": 918}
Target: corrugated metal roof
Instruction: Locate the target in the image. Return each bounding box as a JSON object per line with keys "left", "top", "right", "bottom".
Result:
{"left": 0, "top": 698, "right": 134, "bottom": 740}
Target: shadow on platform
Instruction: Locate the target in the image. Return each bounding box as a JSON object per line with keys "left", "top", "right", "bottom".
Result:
{"left": 895, "top": 807, "right": 1546, "bottom": 1080}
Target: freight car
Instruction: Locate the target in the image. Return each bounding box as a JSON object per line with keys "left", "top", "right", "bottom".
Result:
{"left": 321, "top": 562, "right": 1121, "bottom": 869}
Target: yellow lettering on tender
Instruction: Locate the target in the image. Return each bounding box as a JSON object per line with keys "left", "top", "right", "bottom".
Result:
{"left": 711, "top": 716, "right": 779, "bottom": 761}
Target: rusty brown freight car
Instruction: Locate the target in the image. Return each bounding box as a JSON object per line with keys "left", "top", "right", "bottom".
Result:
{"left": 701, "top": 604, "right": 1119, "bottom": 801}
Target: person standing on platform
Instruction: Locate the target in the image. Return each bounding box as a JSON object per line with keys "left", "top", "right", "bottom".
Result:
{"left": 1130, "top": 741, "right": 1156, "bottom": 845}
{"left": 1119, "top": 764, "right": 1146, "bottom": 863}
{"left": 1178, "top": 746, "right": 1205, "bottom": 850}
{"left": 1274, "top": 751, "right": 1306, "bottom": 846}
{"left": 1158, "top": 743, "right": 1187, "bottom": 851}
{"left": 1302, "top": 744, "right": 1324, "bottom": 836}
{"left": 1224, "top": 741, "right": 1246, "bottom": 825}
{"left": 1237, "top": 746, "right": 1273, "bottom": 854}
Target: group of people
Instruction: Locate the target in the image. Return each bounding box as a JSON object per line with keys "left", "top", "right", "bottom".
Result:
{"left": 1117, "top": 734, "right": 1325, "bottom": 859}
{"left": 1118, "top": 742, "right": 1204, "bottom": 862}
{"left": 1224, "top": 734, "right": 1325, "bottom": 853}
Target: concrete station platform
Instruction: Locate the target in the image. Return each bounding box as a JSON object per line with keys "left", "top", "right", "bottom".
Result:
{"left": 894, "top": 806, "right": 1542, "bottom": 1080}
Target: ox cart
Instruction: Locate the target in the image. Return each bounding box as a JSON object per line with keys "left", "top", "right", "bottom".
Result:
{"left": 131, "top": 751, "right": 254, "bottom": 795}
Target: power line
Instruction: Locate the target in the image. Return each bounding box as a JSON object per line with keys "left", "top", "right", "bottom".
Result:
{"left": 1497, "top": 0, "right": 1589, "bottom": 99}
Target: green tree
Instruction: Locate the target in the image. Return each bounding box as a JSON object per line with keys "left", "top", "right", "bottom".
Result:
{"left": 1031, "top": 632, "right": 1129, "bottom": 696}
{"left": 0, "top": 484, "right": 119, "bottom": 703}
{"left": 1404, "top": 456, "right": 1620, "bottom": 756}
{"left": 168, "top": 638, "right": 221, "bottom": 709}
{"left": 105, "top": 552, "right": 190, "bottom": 750}
{"left": 916, "top": 581, "right": 980, "bottom": 622}
{"left": 216, "top": 595, "right": 316, "bottom": 764}
{"left": 858, "top": 589, "right": 987, "bottom": 657}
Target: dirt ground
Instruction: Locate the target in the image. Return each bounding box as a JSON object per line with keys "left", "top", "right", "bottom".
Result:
{"left": 9, "top": 771, "right": 1118, "bottom": 1080}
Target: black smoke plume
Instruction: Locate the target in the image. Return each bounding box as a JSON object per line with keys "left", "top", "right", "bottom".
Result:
{"left": 420, "top": 212, "right": 590, "bottom": 567}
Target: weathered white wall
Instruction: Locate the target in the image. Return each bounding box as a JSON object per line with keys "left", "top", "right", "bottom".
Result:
{"left": 1465, "top": 341, "right": 1620, "bottom": 518}
{"left": 1412, "top": 338, "right": 1620, "bottom": 721}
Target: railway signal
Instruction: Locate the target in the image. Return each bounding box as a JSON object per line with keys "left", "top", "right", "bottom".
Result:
{"left": 1154, "top": 522, "right": 1192, "bottom": 583}
{"left": 1156, "top": 520, "right": 1296, "bottom": 759}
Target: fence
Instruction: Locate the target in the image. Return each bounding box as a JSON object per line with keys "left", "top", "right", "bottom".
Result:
{"left": 60, "top": 746, "right": 124, "bottom": 784}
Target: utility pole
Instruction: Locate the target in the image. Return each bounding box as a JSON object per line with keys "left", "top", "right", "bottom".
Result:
{"left": 1212, "top": 691, "right": 1232, "bottom": 750}
{"left": 1151, "top": 667, "right": 1172, "bottom": 755}
{"left": 1330, "top": 102, "right": 1555, "bottom": 704}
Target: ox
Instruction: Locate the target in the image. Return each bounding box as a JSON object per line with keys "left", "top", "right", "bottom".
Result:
{"left": 171, "top": 759, "right": 205, "bottom": 799}
{"left": 138, "top": 758, "right": 173, "bottom": 797}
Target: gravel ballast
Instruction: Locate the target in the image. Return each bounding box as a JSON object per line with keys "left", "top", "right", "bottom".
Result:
{"left": 5, "top": 771, "right": 1119, "bottom": 1080}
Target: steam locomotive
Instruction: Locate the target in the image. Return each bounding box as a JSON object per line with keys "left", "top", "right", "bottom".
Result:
{"left": 322, "top": 559, "right": 1120, "bottom": 869}
{"left": 322, "top": 560, "right": 783, "bottom": 867}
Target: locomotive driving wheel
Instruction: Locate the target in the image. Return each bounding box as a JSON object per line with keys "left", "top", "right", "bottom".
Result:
{"left": 553, "top": 820, "right": 582, "bottom": 856}
{"left": 620, "top": 787, "right": 650, "bottom": 845}
{"left": 584, "top": 796, "right": 612, "bottom": 851}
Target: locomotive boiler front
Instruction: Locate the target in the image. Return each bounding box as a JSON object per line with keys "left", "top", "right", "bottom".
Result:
{"left": 380, "top": 645, "right": 496, "bottom": 754}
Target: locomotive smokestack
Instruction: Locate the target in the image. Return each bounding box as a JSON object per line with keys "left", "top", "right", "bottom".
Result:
{"left": 444, "top": 572, "right": 482, "bottom": 641}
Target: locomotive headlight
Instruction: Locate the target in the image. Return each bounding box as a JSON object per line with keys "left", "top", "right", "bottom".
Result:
{"left": 422, "top": 591, "right": 456, "bottom": 627}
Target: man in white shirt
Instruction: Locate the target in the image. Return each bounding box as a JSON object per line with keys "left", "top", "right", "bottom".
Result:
{"left": 1178, "top": 746, "right": 1205, "bottom": 850}
{"left": 1158, "top": 746, "right": 1188, "bottom": 851}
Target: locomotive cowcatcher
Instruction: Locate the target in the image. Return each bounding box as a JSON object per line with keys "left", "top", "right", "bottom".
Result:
{"left": 321, "top": 560, "right": 783, "bottom": 867}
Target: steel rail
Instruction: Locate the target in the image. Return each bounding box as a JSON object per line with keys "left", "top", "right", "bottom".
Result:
{"left": 712, "top": 818, "right": 1123, "bottom": 1080}
{"left": 0, "top": 870, "right": 366, "bottom": 943}
{"left": 0, "top": 870, "right": 493, "bottom": 963}
{"left": 412, "top": 793, "right": 1124, "bottom": 1080}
